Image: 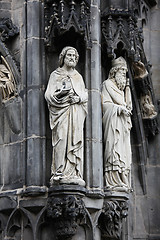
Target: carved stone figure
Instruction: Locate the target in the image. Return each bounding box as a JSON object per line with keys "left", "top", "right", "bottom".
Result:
{"left": 0, "top": 57, "right": 15, "bottom": 101}
{"left": 132, "top": 61, "right": 148, "bottom": 79}
{"left": 141, "top": 94, "right": 157, "bottom": 119}
{"left": 102, "top": 57, "right": 132, "bottom": 192}
{"left": 45, "top": 46, "right": 88, "bottom": 186}
{"left": 132, "top": 61, "right": 157, "bottom": 119}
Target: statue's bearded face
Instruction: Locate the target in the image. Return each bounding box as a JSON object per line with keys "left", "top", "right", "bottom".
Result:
{"left": 115, "top": 67, "right": 127, "bottom": 91}
{"left": 64, "top": 49, "right": 76, "bottom": 68}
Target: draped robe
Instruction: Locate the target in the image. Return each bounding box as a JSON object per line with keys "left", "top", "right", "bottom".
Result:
{"left": 102, "top": 79, "right": 132, "bottom": 191}
{"left": 45, "top": 67, "right": 88, "bottom": 185}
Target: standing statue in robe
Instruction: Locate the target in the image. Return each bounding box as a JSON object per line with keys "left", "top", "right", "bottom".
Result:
{"left": 102, "top": 57, "right": 132, "bottom": 192}
{"left": 45, "top": 46, "right": 88, "bottom": 186}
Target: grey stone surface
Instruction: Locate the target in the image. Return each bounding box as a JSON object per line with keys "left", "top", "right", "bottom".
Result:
{"left": 150, "top": 31, "right": 160, "bottom": 65}
{"left": 89, "top": 0, "right": 103, "bottom": 190}
{"left": 148, "top": 132, "right": 160, "bottom": 166}
{"left": 0, "top": 9, "right": 11, "bottom": 18}
{"left": 0, "top": 2, "right": 11, "bottom": 10}
{"left": 150, "top": 9, "right": 160, "bottom": 30}
{"left": 26, "top": 137, "right": 46, "bottom": 186}
{"left": 148, "top": 197, "right": 160, "bottom": 234}
{"left": 0, "top": 143, "right": 24, "bottom": 189}
{"left": 26, "top": 1, "right": 43, "bottom": 39}
{"left": 146, "top": 166, "right": 160, "bottom": 197}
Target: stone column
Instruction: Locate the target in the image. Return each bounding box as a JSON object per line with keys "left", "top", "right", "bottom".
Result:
{"left": 85, "top": 0, "right": 103, "bottom": 192}
{"left": 22, "top": 0, "right": 46, "bottom": 186}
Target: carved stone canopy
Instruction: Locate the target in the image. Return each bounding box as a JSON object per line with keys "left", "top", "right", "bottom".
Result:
{"left": 44, "top": 0, "right": 91, "bottom": 50}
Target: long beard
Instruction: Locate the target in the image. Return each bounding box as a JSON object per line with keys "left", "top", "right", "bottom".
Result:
{"left": 64, "top": 59, "right": 76, "bottom": 68}
{"left": 115, "top": 75, "right": 126, "bottom": 91}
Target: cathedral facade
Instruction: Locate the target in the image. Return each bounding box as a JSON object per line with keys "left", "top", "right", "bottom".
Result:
{"left": 0, "top": 0, "right": 159, "bottom": 239}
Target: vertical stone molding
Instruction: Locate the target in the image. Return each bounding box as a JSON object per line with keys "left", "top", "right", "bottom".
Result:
{"left": 86, "top": 0, "right": 103, "bottom": 190}
{"left": 22, "top": 0, "right": 46, "bottom": 186}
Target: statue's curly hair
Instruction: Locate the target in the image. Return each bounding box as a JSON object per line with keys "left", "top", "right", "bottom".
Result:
{"left": 59, "top": 46, "right": 79, "bottom": 67}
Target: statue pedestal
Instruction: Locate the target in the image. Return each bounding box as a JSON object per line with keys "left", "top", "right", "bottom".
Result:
{"left": 47, "top": 185, "right": 87, "bottom": 240}
{"left": 99, "top": 191, "right": 130, "bottom": 239}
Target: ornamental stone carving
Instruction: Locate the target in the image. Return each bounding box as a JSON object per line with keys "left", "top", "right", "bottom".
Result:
{"left": 0, "top": 18, "right": 19, "bottom": 42}
{"left": 45, "top": 46, "right": 88, "bottom": 186}
{"left": 99, "top": 199, "right": 129, "bottom": 239}
{"left": 132, "top": 61, "right": 158, "bottom": 136}
{"left": 140, "top": 94, "right": 157, "bottom": 119}
{"left": 47, "top": 195, "right": 86, "bottom": 239}
{"left": 0, "top": 56, "right": 16, "bottom": 102}
{"left": 102, "top": 57, "right": 132, "bottom": 192}
{"left": 44, "top": 0, "right": 91, "bottom": 50}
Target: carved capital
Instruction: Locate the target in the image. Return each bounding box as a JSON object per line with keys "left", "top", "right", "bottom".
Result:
{"left": 47, "top": 194, "right": 86, "bottom": 239}
{"left": 99, "top": 194, "right": 129, "bottom": 240}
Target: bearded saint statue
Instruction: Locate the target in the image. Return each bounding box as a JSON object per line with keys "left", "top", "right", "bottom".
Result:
{"left": 102, "top": 57, "right": 132, "bottom": 192}
{"left": 45, "top": 46, "right": 88, "bottom": 186}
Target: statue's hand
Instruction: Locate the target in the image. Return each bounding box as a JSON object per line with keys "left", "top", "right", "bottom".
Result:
{"left": 69, "top": 95, "right": 80, "bottom": 104}
{"left": 120, "top": 106, "right": 131, "bottom": 117}
{"left": 132, "top": 61, "right": 148, "bottom": 79}
{"left": 122, "top": 108, "right": 131, "bottom": 117}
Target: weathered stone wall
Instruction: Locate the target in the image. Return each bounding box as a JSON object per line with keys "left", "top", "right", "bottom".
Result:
{"left": 0, "top": 0, "right": 11, "bottom": 18}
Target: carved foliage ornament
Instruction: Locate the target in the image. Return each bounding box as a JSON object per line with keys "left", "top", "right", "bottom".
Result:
{"left": 99, "top": 200, "right": 128, "bottom": 239}
{"left": 47, "top": 195, "right": 86, "bottom": 239}
{"left": 44, "top": 0, "right": 91, "bottom": 49}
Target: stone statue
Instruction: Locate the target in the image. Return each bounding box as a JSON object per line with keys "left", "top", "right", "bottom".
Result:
{"left": 132, "top": 61, "right": 148, "bottom": 79}
{"left": 102, "top": 57, "right": 132, "bottom": 192}
{"left": 141, "top": 94, "right": 157, "bottom": 119}
{"left": 45, "top": 46, "right": 88, "bottom": 186}
{"left": 132, "top": 61, "right": 157, "bottom": 119}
